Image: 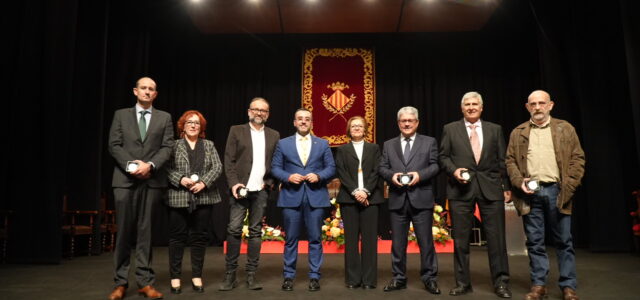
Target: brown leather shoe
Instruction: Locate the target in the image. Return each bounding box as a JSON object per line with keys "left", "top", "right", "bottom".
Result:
{"left": 562, "top": 287, "right": 579, "bottom": 300}
{"left": 524, "top": 285, "right": 547, "bottom": 300}
{"left": 137, "top": 286, "right": 163, "bottom": 299}
{"left": 108, "top": 286, "right": 126, "bottom": 300}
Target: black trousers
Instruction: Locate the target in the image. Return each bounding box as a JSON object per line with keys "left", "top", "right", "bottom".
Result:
{"left": 389, "top": 197, "right": 438, "bottom": 283}
{"left": 225, "top": 190, "right": 268, "bottom": 272}
{"left": 168, "top": 205, "right": 212, "bottom": 279}
{"left": 449, "top": 197, "right": 510, "bottom": 288}
{"left": 341, "top": 203, "right": 379, "bottom": 286}
{"left": 113, "top": 186, "right": 162, "bottom": 288}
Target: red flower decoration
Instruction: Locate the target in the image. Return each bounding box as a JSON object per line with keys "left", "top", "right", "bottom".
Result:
{"left": 633, "top": 224, "right": 640, "bottom": 232}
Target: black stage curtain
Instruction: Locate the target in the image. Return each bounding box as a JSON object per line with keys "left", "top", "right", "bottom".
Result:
{"left": 3, "top": 0, "right": 638, "bottom": 263}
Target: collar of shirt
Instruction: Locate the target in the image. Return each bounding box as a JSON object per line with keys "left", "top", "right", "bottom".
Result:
{"left": 135, "top": 103, "right": 153, "bottom": 114}
{"left": 296, "top": 132, "right": 311, "bottom": 141}
{"left": 464, "top": 119, "right": 482, "bottom": 128}
{"left": 400, "top": 133, "right": 417, "bottom": 141}
{"left": 530, "top": 116, "right": 552, "bottom": 128}
{"left": 249, "top": 122, "right": 264, "bottom": 132}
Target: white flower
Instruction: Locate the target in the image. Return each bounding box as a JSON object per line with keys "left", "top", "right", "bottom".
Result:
{"left": 261, "top": 229, "right": 265, "bottom": 236}
{"left": 335, "top": 207, "right": 341, "bottom": 218}
{"left": 242, "top": 225, "right": 249, "bottom": 236}
{"left": 433, "top": 214, "right": 441, "bottom": 223}
{"left": 330, "top": 227, "right": 341, "bottom": 238}
{"left": 409, "top": 221, "right": 414, "bottom": 231}
{"left": 331, "top": 218, "right": 340, "bottom": 227}
{"left": 432, "top": 226, "right": 440, "bottom": 236}
{"left": 322, "top": 225, "right": 329, "bottom": 232}
{"left": 272, "top": 229, "right": 281, "bottom": 237}
{"left": 330, "top": 197, "right": 337, "bottom": 205}
{"left": 266, "top": 227, "right": 274, "bottom": 232}
{"left": 434, "top": 205, "right": 443, "bottom": 213}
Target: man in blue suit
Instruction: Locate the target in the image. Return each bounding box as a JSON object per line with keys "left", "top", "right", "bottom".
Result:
{"left": 271, "top": 108, "right": 336, "bottom": 292}
{"left": 379, "top": 106, "right": 441, "bottom": 294}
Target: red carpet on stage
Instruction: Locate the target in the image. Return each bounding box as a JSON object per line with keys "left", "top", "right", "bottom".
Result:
{"left": 223, "top": 240, "right": 453, "bottom": 254}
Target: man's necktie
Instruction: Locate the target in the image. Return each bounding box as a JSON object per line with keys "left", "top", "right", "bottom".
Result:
{"left": 139, "top": 111, "right": 149, "bottom": 140}
{"left": 403, "top": 137, "right": 411, "bottom": 163}
{"left": 469, "top": 124, "right": 481, "bottom": 164}
{"left": 300, "top": 136, "right": 309, "bottom": 166}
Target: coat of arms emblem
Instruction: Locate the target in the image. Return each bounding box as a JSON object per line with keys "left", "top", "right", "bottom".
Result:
{"left": 321, "top": 81, "right": 356, "bottom": 121}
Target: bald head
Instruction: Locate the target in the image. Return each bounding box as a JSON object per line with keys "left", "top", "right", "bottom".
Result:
{"left": 526, "top": 90, "right": 554, "bottom": 125}
{"left": 528, "top": 90, "right": 550, "bottom": 102}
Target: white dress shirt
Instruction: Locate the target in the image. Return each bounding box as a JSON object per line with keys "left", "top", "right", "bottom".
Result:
{"left": 352, "top": 140, "right": 365, "bottom": 190}
{"left": 246, "top": 122, "right": 266, "bottom": 191}
{"left": 464, "top": 119, "right": 484, "bottom": 149}
{"left": 296, "top": 133, "right": 312, "bottom": 165}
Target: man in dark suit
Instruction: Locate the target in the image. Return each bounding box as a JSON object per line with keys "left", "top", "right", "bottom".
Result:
{"left": 379, "top": 106, "right": 441, "bottom": 294}
{"left": 439, "top": 91, "right": 512, "bottom": 298}
{"left": 271, "top": 108, "right": 335, "bottom": 292}
{"left": 107, "top": 77, "right": 174, "bottom": 300}
{"left": 220, "top": 97, "right": 280, "bottom": 291}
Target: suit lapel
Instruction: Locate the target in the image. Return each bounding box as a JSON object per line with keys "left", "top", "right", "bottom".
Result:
{"left": 346, "top": 142, "right": 358, "bottom": 161}
{"left": 393, "top": 136, "right": 405, "bottom": 165}
{"left": 406, "top": 135, "right": 421, "bottom": 164}
{"left": 176, "top": 139, "right": 190, "bottom": 171}
{"left": 479, "top": 122, "right": 490, "bottom": 164}
{"left": 243, "top": 123, "right": 254, "bottom": 161}
{"left": 144, "top": 108, "right": 159, "bottom": 143}
{"left": 130, "top": 107, "right": 143, "bottom": 142}
{"left": 287, "top": 135, "right": 304, "bottom": 166}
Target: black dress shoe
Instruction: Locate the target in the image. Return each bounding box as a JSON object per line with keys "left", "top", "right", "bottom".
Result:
{"left": 449, "top": 285, "right": 473, "bottom": 296}
{"left": 424, "top": 280, "right": 441, "bottom": 294}
{"left": 170, "top": 286, "right": 181, "bottom": 294}
{"left": 192, "top": 282, "right": 204, "bottom": 293}
{"left": 383, "top": 280, "right": 406, "bottom": 292}
{"left": 362, "top": 284, "right": 376, "bottom": 289}
{"left": 495, "top": 285, "right": 512, "bottom": 298}
{"left": 281, "top": 278, "right": 294, "bottom": 291}
{"left": 308, "top": 279, "right": 320, "bottom": 291}
{"left": 346, "top": 283, "right": 361, "bottom": 289}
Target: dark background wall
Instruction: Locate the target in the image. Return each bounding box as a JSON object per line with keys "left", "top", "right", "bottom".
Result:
{"left": 2, "top": 0, "right": 638, "bottom": 263}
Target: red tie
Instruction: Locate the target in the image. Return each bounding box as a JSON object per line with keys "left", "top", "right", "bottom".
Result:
{"left": 469, "top": 124, "right": 481, "bottom": 164}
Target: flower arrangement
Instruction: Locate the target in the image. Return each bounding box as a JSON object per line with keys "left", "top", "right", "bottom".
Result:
{"left": 321, "top": 198, "right": 345, "bottom": 245}
{"left": 240, "top": 214, "right": 285, "bottom": 242}
{"left": 408, "top": 204, "right": 451, "bottom": 246}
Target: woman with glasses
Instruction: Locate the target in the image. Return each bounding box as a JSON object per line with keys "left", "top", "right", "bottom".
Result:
{"left": 335, "top": 116, "right": 384, "bottom": 289}
{"left": 166, "top": 110, "right": 222, "bottom": 294}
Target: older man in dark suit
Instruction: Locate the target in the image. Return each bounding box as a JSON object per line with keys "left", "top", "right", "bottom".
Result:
{"left": 271, "top": 108, "right": 335, "bottom": 292}
{"left": 107, "top": 77, "right": 174, "bottom": 300}
{"left": 379, "top": 106, "right": 441, "bottom": 294}
{"left": 220, "top": 97, "right": 280, "bottom": 291}
{"left": 439, "top": 91, "right": 512, "bottom": 298}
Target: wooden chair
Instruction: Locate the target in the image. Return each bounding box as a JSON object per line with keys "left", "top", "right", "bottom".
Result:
{"left": 0, "top": 210, "right": 12, "bottom": 263}
{"left": 100, "top": 195, "right": 117, "bottom": 252}
{"left": 61, "top": 195, "right": 98, "bottom": 258}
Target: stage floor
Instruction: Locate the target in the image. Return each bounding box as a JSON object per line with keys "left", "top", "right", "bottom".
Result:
{"left": 1, "top": 247, "right": 639, "bottom": 300}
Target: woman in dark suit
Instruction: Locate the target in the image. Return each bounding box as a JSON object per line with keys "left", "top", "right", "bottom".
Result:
{"left": 335, "top": 116, "right": 384, "bottom": 289}
{"left": 166, "top": 110, "right": 222, "bottom": 294}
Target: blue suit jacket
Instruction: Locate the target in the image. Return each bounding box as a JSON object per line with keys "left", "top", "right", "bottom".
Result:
{"left": 271, "top": 135, "right": 336, "bottom": 208}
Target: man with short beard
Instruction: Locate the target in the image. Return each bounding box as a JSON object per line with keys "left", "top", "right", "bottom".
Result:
{"left": 220, "top": 97, "right": 280, "bottom": 291}
{"left": 271, "top": 108, "right": 335, "bottom": 292}
{"left": 506, "top": 90, "right": 585, "bottom": 300}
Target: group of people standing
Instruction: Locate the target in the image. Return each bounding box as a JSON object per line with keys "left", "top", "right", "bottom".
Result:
{"left": 107, "top": 76, "right": 584, "bottom": 300}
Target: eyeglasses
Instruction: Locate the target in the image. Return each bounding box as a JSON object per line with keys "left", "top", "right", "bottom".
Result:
{"left": 249, "top": 108, "right": 269, "bottom": 114}
{"left": 185, "top": 120, "right": 201, "bottom": 126}
{"left": 350, "top": 124, "right": 364, "bottom": 128}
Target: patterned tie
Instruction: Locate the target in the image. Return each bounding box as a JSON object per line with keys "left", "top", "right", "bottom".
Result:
{"left": 403, "top": 137, "right": 411, "bottom": 163}
{"left": 469, "top": 124, "right": 481, "bottom": 164}
{"left": 300, "top": 136, "right": 309, "bottom": 166}
{"left": 139, "top": 111, "right": 149, "bottom": 140}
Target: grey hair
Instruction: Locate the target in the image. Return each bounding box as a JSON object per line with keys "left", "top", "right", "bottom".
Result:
{"left": 460, "top": 91, "right": 483, "bottom": 106}
{"left": 396, "top": 106, "right": 419, "bottom": 121}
